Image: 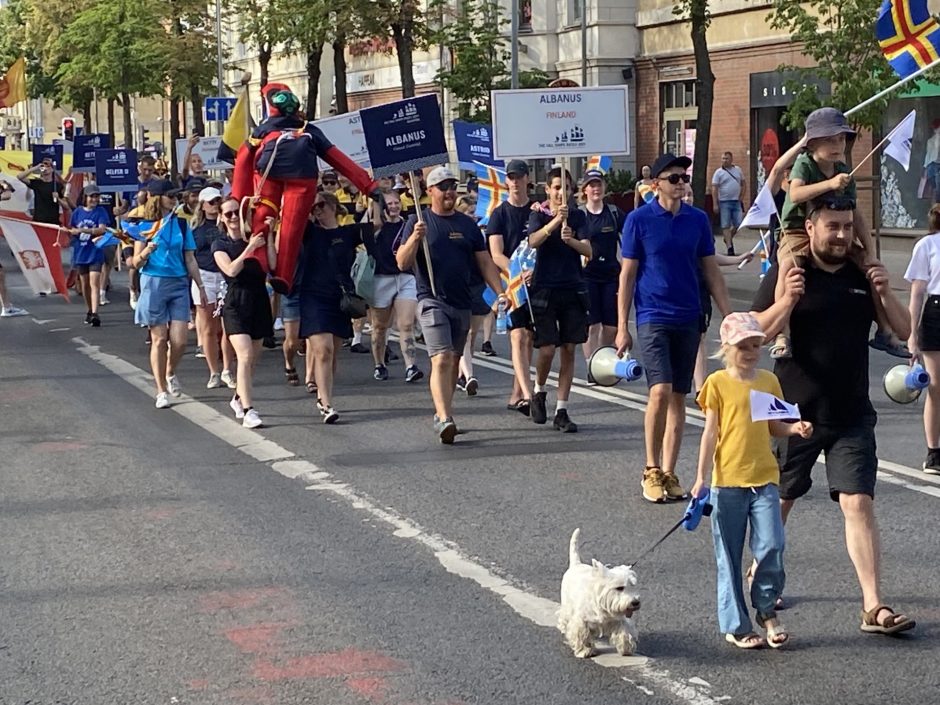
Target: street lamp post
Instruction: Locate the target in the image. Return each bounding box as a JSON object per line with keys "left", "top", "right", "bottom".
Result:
{"left": 215, "top": 0, "right": 225, "bottom": 135}
{"left": 511, "top": 0, "right": 519, "bottom": 89}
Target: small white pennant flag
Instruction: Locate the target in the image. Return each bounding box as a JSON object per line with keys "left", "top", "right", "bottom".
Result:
{"left": 884, "top": 109, "right": 916, "bottom": 172}
{"left": 749, "top": 390, "right": 801, "bottom": 422}
{"left": 739, "top": 182, "right": 778, "bottom": 230}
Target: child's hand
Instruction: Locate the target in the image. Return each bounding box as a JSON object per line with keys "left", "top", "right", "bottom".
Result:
{"left": 830, "top": 173, "right": 851, "bottom": 191}
{"left": 690, "top": 479, "right": 707, "bottom": 500}
{"left": 793, "top": 421, "right": 813, "bottom": 438}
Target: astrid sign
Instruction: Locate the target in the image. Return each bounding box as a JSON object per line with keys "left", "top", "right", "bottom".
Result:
{"left": 491, "top": 86, "right": 631, "bottom": 159}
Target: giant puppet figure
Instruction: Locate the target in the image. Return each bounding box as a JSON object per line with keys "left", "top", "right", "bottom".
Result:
{"left": 232, "top": 83, "right": 378, "bottom": 294}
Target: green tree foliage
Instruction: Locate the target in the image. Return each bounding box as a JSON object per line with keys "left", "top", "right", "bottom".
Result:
{"left": 360, "top": 0, "right": 427, "bottom": 98}
{"left": 769, "top": 0, "right": 898, "bottom": 133}
{"left": 229, "top": 0, "right": 290, "bottom": 88}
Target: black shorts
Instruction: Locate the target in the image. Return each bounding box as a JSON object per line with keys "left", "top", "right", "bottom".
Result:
{"left": 469, "top": 283, "right": 492, "bottom": 317}
{"left": 774, "top": 414, "right": 878, "bottom": 502}
{"left": 222, "top": 282, "right": 274, "bottom": 340}
{"left": 529, "top": 287, "right": 589, "bottom": 348}
{"left": 920, "top": 295, "right": 940, "bottom": 351}
{"left": 75, "top": 262, "right": 103, "bottom": 274}
{"left": 586, "top": 278, "right": 618, "bottom": 327}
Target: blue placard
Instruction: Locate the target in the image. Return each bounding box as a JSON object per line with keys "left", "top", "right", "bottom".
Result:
{"left": 453, "top": 120, "right": 503, "bottom": 170}
{"left": 360, "top": 95, "right": 448, "bottom": 178}
{"left": 204, "top": 96, "right": 238, "bottom": 122}
{"left": 73, "top": 134, "right": 111, "bottom": 173}
{"left": 94, "top": 148, "right": 139, "bottom": 193}
{"left": 32, "top": 144, "right": 64, "bottom": 170}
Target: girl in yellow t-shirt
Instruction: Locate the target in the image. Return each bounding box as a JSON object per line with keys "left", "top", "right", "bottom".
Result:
{"left": 691, "top": 312, "right": 812, "bottom": 651}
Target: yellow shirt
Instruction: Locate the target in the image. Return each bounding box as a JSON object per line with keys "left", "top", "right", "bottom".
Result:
{"left": 698, "top": 369, "right": 783, "bottom": 488}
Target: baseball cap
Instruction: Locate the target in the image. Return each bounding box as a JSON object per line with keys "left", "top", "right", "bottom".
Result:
{"left": 650, "top": 153, "right": 692, "bottom": 178}
{"left": 426, "top": 166, "right": 458, "bottom": 188}
{"left": 506, "top": 159, "right": 529, "bottom": 176}
{"left": 83, "top": 183, "right": 101, "bottom": 196}
{"left": 719, "top": 312, "right": 766, "bottom": 346}
{"left": 184, "top": 177, "right": 208, "bottom": 192}
{"left": 198, "top": 186, "right": 223, "bottom": 202}
{"left": 144, "top": 179, "right": 180, "bottom": 196}
{"left": 580, "top": 168, "right": 605, "bottom": 187}
{"left": 804, "top": 107, "right": 855, "bottom": 141}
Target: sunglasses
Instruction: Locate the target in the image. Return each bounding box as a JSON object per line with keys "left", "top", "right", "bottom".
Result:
{"left": 322, "top": 180, "right": 338, "bottom": 186}
{"left": 657, "top": 173, "right": 691, "bottom": 185}
{"left": 206, "top": 198, "right": 222, "bottom": 206}
{"left": 434, "top": 182, "right": 458, "bottom": 192}
{"left": 221, "top": 210, "right": 240, "bottom": 219}
{"left": 313, "top": 202, "right": 327, "bottom": 210}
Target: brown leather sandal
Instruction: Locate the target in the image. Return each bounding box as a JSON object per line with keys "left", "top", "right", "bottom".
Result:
{"left": 860, "top": 605, "right": 915, "bottom": 635}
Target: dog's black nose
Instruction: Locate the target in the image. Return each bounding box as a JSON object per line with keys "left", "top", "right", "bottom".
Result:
{"left": 630, "top": 599, "right": 641, "bottom": 609}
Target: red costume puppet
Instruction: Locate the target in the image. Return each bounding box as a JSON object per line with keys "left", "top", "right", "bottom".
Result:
{"left": 231, "top": 84, "right": 378, "bottom": 294}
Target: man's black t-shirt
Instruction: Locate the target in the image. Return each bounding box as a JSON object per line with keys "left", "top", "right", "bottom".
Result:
{"left": 752, "top": 261, "right": 876, "bottom": 426}
{"left": 581, "top": 204, "right": 625, "bottom": 283}
{"left": 365, "top": 220, "right": 407, "bottom": 276}
{"left": 299, "top": 223, "right": 368, "bottom": 299}
{"left": 527, "top": 207, "right": 589, "bottom": 289}
{"left": 486, "top": 200, "right": 533, "bottom": 258}
{"left": 28, "top": 179, "right": 62, "bottom": 224}
{"left": 402, "top": 210, "right": 485, "bottom": 310}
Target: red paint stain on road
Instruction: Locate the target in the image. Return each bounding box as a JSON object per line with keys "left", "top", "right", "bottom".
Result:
{"left": 34, "top": 441, "right": 89, "bottom": 452}
{"left": 199, "top": 586, "right": 287, "bottom": 613}
{"left": 252, "top": 648, "right": 407, "bottom": 682}
{"left": 143, "top": 507, "right": 178, "bottom": 520}
{"left": 224, "top": 622, "right": 293, "bottom": 656}
{"left": 0, "top": 387, "right": 43, "bottom": 403}
{"left": 187, "top": 678, "right": 210, "bottom": 690}
{"left": 224, "top": 685, "right": 275, "bottom": 704}
{"left": 346, "top": 676, "right": 389, "bottom": 701}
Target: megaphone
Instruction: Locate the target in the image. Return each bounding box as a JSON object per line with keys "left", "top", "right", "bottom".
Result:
{"left": 588, "top": 346, "right": 643, "bottom": 387}
{"left": 883, "top": 363, "right": 931, "bottom": 404}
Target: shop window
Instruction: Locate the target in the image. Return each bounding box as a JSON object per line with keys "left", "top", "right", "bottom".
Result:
{"left": 661, "top": 81, "right": 696, "bottom": 110}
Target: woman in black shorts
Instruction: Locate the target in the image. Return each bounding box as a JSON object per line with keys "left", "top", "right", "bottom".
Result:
{"left": 298, "top": 192, "right": 370, "bottom": 424}
{"left": 212, "top": 197, "right": 275, "bottom": 429}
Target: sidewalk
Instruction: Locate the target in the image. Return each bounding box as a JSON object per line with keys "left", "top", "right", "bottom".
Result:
{"left": 722, "top": 233, "right": 917, "bottom": 306}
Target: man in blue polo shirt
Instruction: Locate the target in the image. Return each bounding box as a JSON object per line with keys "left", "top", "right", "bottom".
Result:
{"left": 616, "top": 153, "right": 731, "bottom": 504}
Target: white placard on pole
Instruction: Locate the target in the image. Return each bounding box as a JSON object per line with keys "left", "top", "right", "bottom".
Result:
{"left": 313, "top": 111, "right": 371, "bottom": 170}
{"left": 491, "top": 85, "right": 631, "bottom": 159}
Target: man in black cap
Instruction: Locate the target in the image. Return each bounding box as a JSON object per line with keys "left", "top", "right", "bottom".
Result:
{"left": 617, "top": 153, "right": 731, "bottom": 503}
{"left": 487, "top": 159, "right": 537, "bottom": 414}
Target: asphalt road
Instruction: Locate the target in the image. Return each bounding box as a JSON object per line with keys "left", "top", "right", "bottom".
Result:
{"left": 1, "top": 241, "right": 938, "bottom": 705}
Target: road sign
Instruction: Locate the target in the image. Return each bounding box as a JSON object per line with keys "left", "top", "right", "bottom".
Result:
{"left": 204, "top": 97, "right": 238, "bottom": 122}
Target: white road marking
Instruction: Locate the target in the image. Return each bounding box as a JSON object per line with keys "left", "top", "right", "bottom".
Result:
{"left": 71, "top": 335, "right": 736, "bottom": 704}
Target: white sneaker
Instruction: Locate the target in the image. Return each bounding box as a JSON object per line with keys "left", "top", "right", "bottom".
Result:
{"left": 166, "top": 375, "right": 182, "bottom": 397}
{"left": 220, "top": 370, "right": 236, "bottom": 389}
{"left": 273, "top": 317, "right": 284, "bottom": 331}
{"left": 242, "top": 408, "right": 263, "bottom": 429}
{"left": 155, "top": 392, "right": 170, "bottom": 409}
{"left": 206, "top": 373, "right": 222, "bottom": 389}
{"left": 99, "top": 290, "right": 110, "bottom": 306}
{"left": 229, "top": 394, "right": 245, "bottom": 419}
{"left": 0, "top": 305, "right": 28, "bottom": 317}
{"left": 129, "top": 291, "right": 138, "bottom": 310}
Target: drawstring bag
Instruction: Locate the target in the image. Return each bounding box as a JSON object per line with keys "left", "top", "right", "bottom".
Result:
{"left": 351, "top": 248, "right": 375, "bottom": 305}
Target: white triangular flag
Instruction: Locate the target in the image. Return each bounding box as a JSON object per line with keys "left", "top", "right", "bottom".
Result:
{"left": 884, "top": 109, "right": 916, "bottom": 172}
{"left": 739, "top": 182, "right": 778, "bottom": 230}
{"left": 749, "top": 390, "right": 801, "bottom": 422}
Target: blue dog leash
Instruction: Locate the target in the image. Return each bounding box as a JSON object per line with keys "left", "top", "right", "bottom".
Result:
{"left": 627, "top": 491, "right": 712, "bottom": 569}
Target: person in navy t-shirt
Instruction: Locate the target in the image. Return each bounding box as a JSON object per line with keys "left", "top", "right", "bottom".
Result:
{"left": 67, "top": 184, "right": 110, "bottom": 327}
{"left": 617, "top": 153, "right": 732, "bottom": 505}
{"left": 526, "top": 165, "right": 592, "bottom": 433}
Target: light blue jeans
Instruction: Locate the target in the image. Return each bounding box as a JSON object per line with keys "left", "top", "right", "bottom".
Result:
{"left": 711, "top": 484, "right": 785, "bottom": 635}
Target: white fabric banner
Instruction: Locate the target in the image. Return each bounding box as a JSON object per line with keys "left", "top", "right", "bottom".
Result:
{"left": 491, "top": 86, "right": 631, "bottom": 159}
{"left": 0, "top": 217, "right": 59, "bottom": 295}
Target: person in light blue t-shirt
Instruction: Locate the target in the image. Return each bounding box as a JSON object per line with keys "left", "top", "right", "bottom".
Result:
{"left": 616, "top": 153, "right": 732, "bottom": 506}
{"left": 68, "top": 184, "right": 110, "bottom": 327}
{"left": 129, "top": 179, "right": 206, "bottom": 410}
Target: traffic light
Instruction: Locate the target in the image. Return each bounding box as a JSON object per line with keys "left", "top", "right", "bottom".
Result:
{"left": 60, "top": 117, "right": 75, "bottom": 141}
{"left": 137, "top": 125, "right": 151, "bottom": 151}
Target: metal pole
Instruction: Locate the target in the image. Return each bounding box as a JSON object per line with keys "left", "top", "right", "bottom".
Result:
{"left": 581, "top": 0, "right": 587, "bottom": 87}
{"left": 845, "top": 56, "right": 940, "bottom": 117}
{"left": 215, "top": 0, "right": 225, "bottom": 136}
{"left": 511, "top": 0, "right": 519, "bottom": 89}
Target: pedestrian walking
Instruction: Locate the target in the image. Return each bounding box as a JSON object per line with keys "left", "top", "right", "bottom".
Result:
{"left": 710, "top": 151, "right": 745, "bottom": 255}
{"left": 66, "top": 184, "right": 110, "bottom": 327}
{"left": 751, "top": 195, "right": 915, "bottom": 636}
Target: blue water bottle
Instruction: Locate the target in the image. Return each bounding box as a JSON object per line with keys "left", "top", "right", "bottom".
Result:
{"left": 496, "top": 298, "right": 508, "bottom": 335}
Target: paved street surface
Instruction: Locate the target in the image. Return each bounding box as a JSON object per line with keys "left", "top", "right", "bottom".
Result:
{"left": 1, "top": 236, "right": 937, "bottom": 705}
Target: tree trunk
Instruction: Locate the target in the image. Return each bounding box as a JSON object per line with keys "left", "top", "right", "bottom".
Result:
{"left": 190, "top": 83, "right": 205, "bottom": 136}
{"left": 259, "top": 43, "right": 271, "bottom": 89}
{"left": 689, "top": 0, "right": 714, "bottom": 210}
{"left": 106, "top": 97, "right": 116, "bottom": 143}
{"left": 169, "top": 96, "right": 181, "bottom": 181}
{"left": 333, "top": 35, "right": 349, "bottom": 114}
{"left": 392, "top": 22, "right": 416, "bottom": 98}
{"left": 80, "top": 96, "right": 92, "bottom": 135}
{"left": 306, "top": 43, "right": 324, "bottom": 119}
{"left": 121, "top": 92, "right": 133, "bottom": 149}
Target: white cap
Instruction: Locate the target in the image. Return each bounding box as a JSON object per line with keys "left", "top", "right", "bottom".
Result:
{"left": 426, "top": 166, "right": 458, "bottom": 188}
{"left": 198, "top": 186, "right": 223, "bottom": 202}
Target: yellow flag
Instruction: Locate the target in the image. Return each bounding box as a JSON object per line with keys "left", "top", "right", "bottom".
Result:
{"left": 218, "top": 88, "right": 251, "bottom": 163}
{"left": 0, "top": 57, "right": 27, "bottom": 109}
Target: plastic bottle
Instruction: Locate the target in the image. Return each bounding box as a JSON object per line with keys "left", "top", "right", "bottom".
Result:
{"left": 496, "top": 298, "right": 508, "bottom": 335}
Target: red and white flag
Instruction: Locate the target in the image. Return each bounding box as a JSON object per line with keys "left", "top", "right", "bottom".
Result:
{"left": 0, "top": 211, "right": 69, "bottom": 299}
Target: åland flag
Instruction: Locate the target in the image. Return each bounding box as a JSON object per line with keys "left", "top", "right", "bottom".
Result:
{"left": 474, "top": 162, "right": 509, "bottom": 227}
{"left": 0, "top": 211, "right": 69, "bottom": 299}
{"left": 876, "top": 0, "right": 940, "bottom": 79}
{"left": 216, "top": 87, "right": 253, "bottom": 163}
{"left": 484, "top": 240, "right": 537, "bottom": 314}
{"left": 586, "top": 155, "right": 613, "bottom": 173}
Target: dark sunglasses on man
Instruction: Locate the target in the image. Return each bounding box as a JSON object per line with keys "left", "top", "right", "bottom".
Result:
{"left": 322, "top": 180, "right": 338, "bottom": 186}
{"left": 657, "top": 173, "right": 691, "bottom": 185}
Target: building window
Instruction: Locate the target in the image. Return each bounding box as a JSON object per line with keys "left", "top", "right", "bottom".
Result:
{"left": 520, "top": 0, "right": 532, "bottom": 32}
{"left": 570, "top": 0, "right": 583, "bottom": 25}
{"left": 660, "top": 80, "right": 696, "bottom": 110}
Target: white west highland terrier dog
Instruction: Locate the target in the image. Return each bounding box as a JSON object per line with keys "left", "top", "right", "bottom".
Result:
{"left": 558, "top": 528, "right": 641, "bottom": 658}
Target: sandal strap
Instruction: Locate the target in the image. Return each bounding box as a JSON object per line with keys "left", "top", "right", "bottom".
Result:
{"left": 861, "top": 604, "right": 890, "bottom": 625}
